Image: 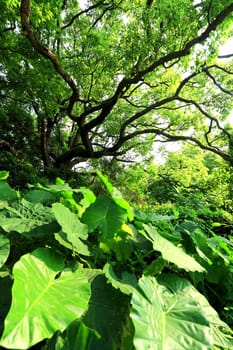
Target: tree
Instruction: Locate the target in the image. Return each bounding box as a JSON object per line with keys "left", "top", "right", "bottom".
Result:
{"left": 110, "top": 144, "right": 231, "bottom": 211}
{"left": 148, "top": 146, "right": 231, "bottom": 206}
{"left": 1, "top": 0, "right": 233, "bottom": 174}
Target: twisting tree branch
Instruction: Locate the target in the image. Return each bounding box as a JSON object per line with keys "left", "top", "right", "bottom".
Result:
{"left": 20, "top": 0, "right": 79, "bottom": 115}
{"left": 218, "top": 53, "right": 233, "bottom": 59}
{"left": 78, "top": 2, "right": 233, "bottom": 135}
{"left": 0, "top": 140, "right": 20, "bottom": 158}
{"left": 203, "top": 67, "right": 233, "bottom": 95}
{"left": 61, "top": 1, "right": 104, "bottom": 29}
{"left": 19, "top": 0, "right": 233, "bottom": 167}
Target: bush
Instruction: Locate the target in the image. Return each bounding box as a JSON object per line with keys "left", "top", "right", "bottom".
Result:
{"left": 0, "top": 171, "right": 232, "bottom": 349}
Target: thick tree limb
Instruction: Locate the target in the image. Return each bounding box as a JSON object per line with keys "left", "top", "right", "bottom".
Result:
{"left": 19, "top": 0, "right": 233, "bottom": 167}
{"left": 20, "top": 0, "right": 79, "bottom": 114}
{"left": 203, "top": 67, "right": 233, "bottom": 95}
{"left": 0, "top": 140, "right": 20, "bottom": 158}
{"left": 77, "top": 3, "right": 233, "bottom": 134}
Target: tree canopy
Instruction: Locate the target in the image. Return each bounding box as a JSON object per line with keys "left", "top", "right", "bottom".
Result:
{"left": 1, "top": 3, "right": 233, "bottom": 346}
{"left": 1, "top": 0, "right": 233, "bottom": 174}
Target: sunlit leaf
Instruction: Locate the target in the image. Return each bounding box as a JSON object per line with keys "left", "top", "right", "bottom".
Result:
{"left": 0, "top": 234, "right": 10, "bottom": 268}
{"left": 131, "top": 274, "right": 233, "bottom": 350}
{"left": 97, "top": 171, "right": 134, "bottom": 221}
{"left": 82, "top": 195, "right": 127, "bottom": 239}
{"left": 0, "top": 248, "right": 91, "bottom": 349}
{"left": 143, "top": 224, "right": 205, "bottom": 272}
{"left": 0, "top": 199, "right": 57, "bottom": 237}
{"left": 52, "top": 203, "right": 90, "bottom": 255}
{"left": 0, "top": 171, "right": 9, "bottom": 180}
{"left": 52, "top": 203, "right": 88, "bottom": 240}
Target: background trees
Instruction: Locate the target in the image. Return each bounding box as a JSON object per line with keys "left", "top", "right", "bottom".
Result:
{"left": 1, "top": 0, "right": 233, "bottom": 181}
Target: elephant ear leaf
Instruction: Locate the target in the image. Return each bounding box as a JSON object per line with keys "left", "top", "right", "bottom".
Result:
{"left": 0, "top": 234, "right": 10, "bottom": 268}
{"left": 82, "top": 195, "right": 127, "bottom": 239}
{"left": 96, "top": 171, "right": 134, "bottom": 221}
{"left": 143, "top": 224, "right": 205, "bottom": 272}
{"left": 52, "top": 203, "right": 91, "bottom": 256}
{"left": 130, "top": 274, "right": 233, "bottom": 350}
{"left": 0, "top": 248, "right": 91, "bottom": 349}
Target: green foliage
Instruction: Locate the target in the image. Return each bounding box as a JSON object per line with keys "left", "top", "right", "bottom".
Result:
{"left": 131, "top": 274, "right": 233, "bottom": 350}
{"left": 0, "top": 235, "right": 10, "bottom": 268}
{"left": 0, "top": 248, "right": 91, "bottom": 349}
{"left": 112, "top": 146, "right": 233, "bottom": 239}
{"left": 143, "top": 224, "right": 205, "bottom": 272}
{"left": 0, "top": 173, "right": 232, "bottom": 349}
{"left": 82, "top": 195, "right": 127, "bottom": 240}
{"left": 52, "top": 203, "right": 90, "bottom": 256}
{"left": 1, "top": 0, "right": 233, "bottom": 177}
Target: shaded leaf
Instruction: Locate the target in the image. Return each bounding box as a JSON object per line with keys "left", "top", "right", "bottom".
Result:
{"left": 103, "top": 263, "right": 137, "bottom": 295}
{"left": 0, "top": 275, "right": 13, "bottom": 336}
{"left": 0, "top": 181, "right": 18, "bottom": 202}
{"left": 61, "top": 320, "right": 100, "bottom": 350}
{"left": 43, "top": 320, "right": 100, "bottom": 350}
{"left": 83, "top": 274, "right": 134, "bottom": 350}
{"left": 25, "top": 189, "right": 54, "bottom": 204}
{"left": 143, "top": 256, "right": 167, "bottom": 276}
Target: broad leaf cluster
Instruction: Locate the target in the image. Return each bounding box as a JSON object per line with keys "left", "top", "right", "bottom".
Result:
{"left": 0, "top": 171, "right": 232, "bottom": 349}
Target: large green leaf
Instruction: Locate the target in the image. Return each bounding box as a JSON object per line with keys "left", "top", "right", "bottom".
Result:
{"left": 36, "top": 180, "right": 73, "bottom": 194}
{"left": 0, "top": 234, "right": 10, "bottom": 268}
{"left": 103, "top": 263, "right": 137, "bottom": 295}
{"left": 42, "top": 320, "right": 101, "bottom": 350}
{"left": 76, "top": 187, "right": 96, "bottom": 217}
{"left": 25, "top": 189, "right": 54, "bottom": 204}
{"left": 97, "top": 171, "right": 134, "bottom": 221}
{"left": 83, "top": 274, "right": 134, "bottom": 350}
{"left": 0, "top": 171, "right": 9, "bottom": 180}
{"left": 0, "top": 275, "right": 13, "bottom": 336}
{"left": 52, "top": 203, "right": 88, "bottom": 240}
{"left": 52, "top": 203, "right": 90, "bottom": 255}
{"left": 61, "top": 321, "right": 100, "bottom": 350}
{"left": 0, "top": 248, "right": 91, "bottom": 349}
{"left": 82, "top": 195, "right": 127, "bottom": 239}
{"left": 54, "top": 231, "right": 91, "bottom": 256}
{"left": 35, "top": 180, "right": 96, "bottom": 216}
{"left": 0, "top": 181, "right": 18, "bottom": 203}
{"left": 143, "top": 224, "right": 205, "bottom": 272}
{"left": 131, "top": 274, "right": 233, "bottom": 350}
{"left": 0, "top": 199, "right": 58, "bottom": 237}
